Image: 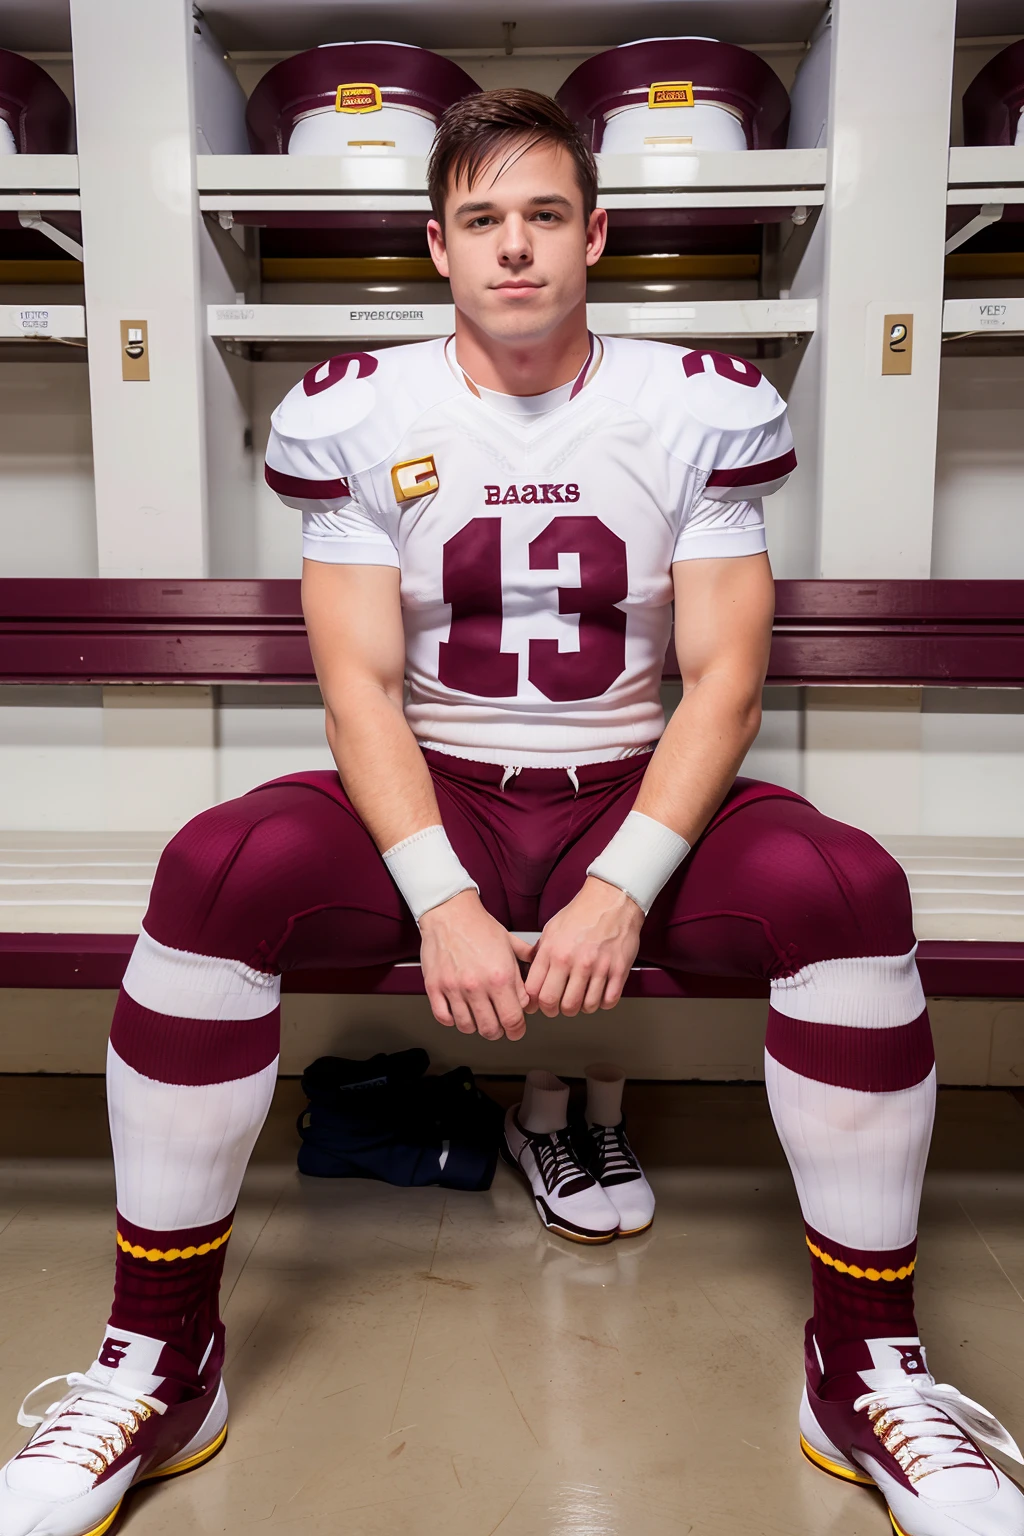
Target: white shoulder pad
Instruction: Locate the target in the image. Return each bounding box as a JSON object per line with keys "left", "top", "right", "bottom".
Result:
{"left": 676, "top": 347, "right": 795, "bottom": 500}
{"left": 597, "top": 337, "right": 795, "bottom": 499}
{"left": 265, "top": 340, "right": 453, "bottom": 502}
{"left": 677, "top": 348, "right": 786, "bottom": 432}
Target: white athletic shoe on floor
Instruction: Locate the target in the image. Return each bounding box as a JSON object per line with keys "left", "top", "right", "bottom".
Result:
{"left": 0, "top": 1329, "right": 227, "bottom": 1536}
{"left": 576, "top": 1118, "right": 655, "bottom": 1236}
{"left": 502, "top": 1105, "right": 619, "bottom": 1244}
{"left": 801, "top": 1334, "right": 1024, "bottom": 1535}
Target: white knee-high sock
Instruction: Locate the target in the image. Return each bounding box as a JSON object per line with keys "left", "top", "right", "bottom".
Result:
{"left": 764, "top": 949, "right": 935, "bottom": 1251}
{"left": 111, "top": 927, "right": 281, "bottom": 1233}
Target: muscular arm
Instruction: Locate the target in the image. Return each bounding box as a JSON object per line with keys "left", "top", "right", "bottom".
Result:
{"left": 524, "top": 552, "right": 774, "bottom": 1017}
{"left": 633, "top": 551, "right": 774, "bottom": 837}
{"left": 302, "top": 559, "right": 437, "bottom": 850}
{"left": 302, "top": 559, "right": 529, "bottom": 1039}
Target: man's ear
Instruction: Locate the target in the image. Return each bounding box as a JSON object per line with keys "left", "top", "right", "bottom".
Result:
{"left": 585, "top": 206, "right": 609, "bottom": 268}
{"left": 426, "top": 218, "right": 450, "bottom": 279}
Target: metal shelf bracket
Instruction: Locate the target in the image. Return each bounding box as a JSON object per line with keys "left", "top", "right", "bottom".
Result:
{"left": 945, "top": 202, "right": 1004, "bottom": 255}
{"left": 17, "top": 211, "right": 84, "bottom": 263}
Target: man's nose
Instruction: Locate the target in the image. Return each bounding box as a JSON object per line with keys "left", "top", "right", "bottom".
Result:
{"left": 498, "top": 215, "right": 532, "bottom": 263}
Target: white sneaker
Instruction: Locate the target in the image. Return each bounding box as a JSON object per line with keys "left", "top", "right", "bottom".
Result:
{"left": 0, "top": 1328, "right": 227, "bottom": 1536}
{"left": 502, "top": 1106, "right": 619, "bottom": 1244}
{"left": 801, "top": 1334, "right": 1024, "bottom": 1535}
{"left": 576, "top": 1118, "right": 655, "bottom": 1236}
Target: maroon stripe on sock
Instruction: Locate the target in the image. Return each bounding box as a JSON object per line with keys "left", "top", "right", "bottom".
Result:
{"left": 110, "top": 1211, "right": 235, "bottom": 1375}
{"left": 116, "top": 1211, "right": 234, "bottom": 1254}
{"left": 110, "top": 991, "right": 280, "bottom": 1086}
{"left": 805, "top": 1224, "right": 919, "bottom": 1363}
{"left": 805, "top": 1223, "right": 917, "bottom": 1279}
{"left": 766, "top": 1006, "right": 934, "bottom": 1092}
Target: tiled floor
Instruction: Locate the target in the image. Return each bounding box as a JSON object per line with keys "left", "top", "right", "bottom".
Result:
{"left": 1, "top": 1081, "right": 1023, "bottom": 1535}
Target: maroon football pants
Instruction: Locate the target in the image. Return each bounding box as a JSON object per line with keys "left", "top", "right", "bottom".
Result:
{"left": 137, "top": 750, "right": 916, "bottom": 981}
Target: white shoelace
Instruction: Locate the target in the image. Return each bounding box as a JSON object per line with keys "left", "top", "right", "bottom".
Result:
{"left": 854, "top": 1381, "right": 1024, "bottom": 1484}
{"left": 591, "top": 1123, "right": 640, "bottom": 1180}
{"left": 535, "top": 1130, "right": 587, "bottom": 1194}
{"left": 16, "top": 1373, "right": 166, "bottom": 1477}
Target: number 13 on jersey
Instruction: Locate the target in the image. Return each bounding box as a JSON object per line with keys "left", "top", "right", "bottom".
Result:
{"left": 438, "top": 514, "right": 628, "bottom": 703}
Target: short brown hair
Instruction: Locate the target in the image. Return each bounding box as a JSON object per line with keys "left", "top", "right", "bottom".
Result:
{"left": 427, "top": 87, "right": 598, "bottom": 224}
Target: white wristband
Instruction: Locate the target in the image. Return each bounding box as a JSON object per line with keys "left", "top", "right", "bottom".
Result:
{"left": 382, "top": 825, "right": 479, "bottom": 922}
{"left": 586, "top": 811, "right": 690, "bottom": 915}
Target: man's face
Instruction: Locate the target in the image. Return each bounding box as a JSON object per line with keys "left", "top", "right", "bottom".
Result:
{"left": 427, "top": 138, "right": 607, "bottom": 343}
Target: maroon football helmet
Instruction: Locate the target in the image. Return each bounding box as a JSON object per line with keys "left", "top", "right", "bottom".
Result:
{"left": 246, "top": 42, "right": 481, "bottom": 157}
{"left": 557, "top": 37, "right": 790, "bottom": 155}
{"left": 557, "top": 37, "right": 791, "bottom": 251}
{"left": 963, "top": 39, "right": 1024, "bottom": 147}
{"left": 0, "top": 48, "right": 73, "bottom": 155}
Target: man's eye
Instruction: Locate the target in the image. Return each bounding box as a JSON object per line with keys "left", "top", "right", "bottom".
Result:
{"left": 469, "top": 216, "right": 494, "bottom": 228}
{"left": 534, "top": 211, "right": 559, "bottom": 222}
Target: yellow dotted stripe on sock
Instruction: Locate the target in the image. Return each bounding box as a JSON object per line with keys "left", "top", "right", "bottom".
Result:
{"left": 806, "top": 1236, "right": 915, "bottom": 1283}
{"left": 116, "top": 1224, "right": 233, "bottom": 1263}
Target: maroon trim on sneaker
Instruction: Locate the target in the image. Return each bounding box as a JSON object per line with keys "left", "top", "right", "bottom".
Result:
{"left": 766, "top": 1006, "right": 934, "bottom": 1092}
{"left": 535, "top": 1194, "right": 614, "bottom": 1238}
{"left": 110, "top": 993, "right": 280, "bottom": 1086}
{"left": 806, "top": 1324, "right": 928, "bottom": 1394}
{"left": 706, "top": 447, "right": 797, "bottom": 488}
{"left": 803, "top": 1325, "right": 921, "bottom": 1496}
{"left": 88, "top": 1358, "right": 225, "bottom": 1484}
{"left": 115, "top": 1211, "right": 235, "bottom": 1262}
{"left": 264, "top": 463, "right": 350, "bottom": 499}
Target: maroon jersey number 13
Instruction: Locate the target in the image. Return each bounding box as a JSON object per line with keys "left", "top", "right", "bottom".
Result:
{"left": 438, "top": 515, "right": 628, "bottom": 702}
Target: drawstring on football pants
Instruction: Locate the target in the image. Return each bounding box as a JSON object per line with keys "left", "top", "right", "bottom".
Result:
{"left": 499, "top": 765, "right": 580, "bottom": 796}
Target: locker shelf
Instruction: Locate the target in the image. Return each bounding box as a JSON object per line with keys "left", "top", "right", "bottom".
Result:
{"left": 207, "top": 297, "right": 817, "bottom": 343}
{"left": 0, "top": 156, "right": 80, "bottom": 193}
{"left": 947, "top": 145, "right": 1024, "bottom": 187}
{"left": 196, "top": 148, "right": 826, "bottom": 216}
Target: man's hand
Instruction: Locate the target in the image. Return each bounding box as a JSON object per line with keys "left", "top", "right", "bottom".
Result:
{"left": 524, "top": 876, "right": 644, "bottom": 1018}
{"left": 419, "top": 889, "right": 534, "bottom": 1041}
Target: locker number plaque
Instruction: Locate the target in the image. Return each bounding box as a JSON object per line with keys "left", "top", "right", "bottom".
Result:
{"left": 882, "top": 313, "right": 913, "bottom": 375}
{"left": 121, "top": 319, "right": 149, "bottom": 381}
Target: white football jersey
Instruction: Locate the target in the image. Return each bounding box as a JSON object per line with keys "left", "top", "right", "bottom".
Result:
{"left": 266, "top": 335, "right": 794, "bottom": 767}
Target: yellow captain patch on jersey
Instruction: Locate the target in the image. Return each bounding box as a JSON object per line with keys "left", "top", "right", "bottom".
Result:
{"left": 648, "top": 81, "right": 695, "bottom": 109}
{"left": 391, "top": 453, "right": 439, "bottom": 503}
{"left": 335, "top": 82, "right": 383, "bottom": 114}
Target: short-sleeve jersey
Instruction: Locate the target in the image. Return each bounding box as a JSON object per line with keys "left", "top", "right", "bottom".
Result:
{"left": 265, "top": 335, "right": 794, "bottom": 768}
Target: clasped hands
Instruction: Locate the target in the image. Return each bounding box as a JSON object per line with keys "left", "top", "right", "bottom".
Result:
{"left": 419, "top": 878, "right": 644, "bottom": 1041}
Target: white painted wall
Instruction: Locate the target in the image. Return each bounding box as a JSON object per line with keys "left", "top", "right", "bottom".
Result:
{"left": 933, "top": 356, "right": 1024, "bottom": 578}
{"left": 803, "top": 689, "right": 1024, "bottom": 839}
{"left": 3, "top": 687, "right": 1022, "bottom": 843}
{"left": 0, "top": 363, "right": 96, "bottom": 575}
{"left": 0, "top": 687, "right": 334, "bottom": 832}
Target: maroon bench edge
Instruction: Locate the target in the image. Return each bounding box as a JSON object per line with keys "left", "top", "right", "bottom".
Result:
{"left": 2, "top": 578, "right": 1024, "bottom": 686}
{"left": 1, "top": 933, "right": 1021, "bottom": 999}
